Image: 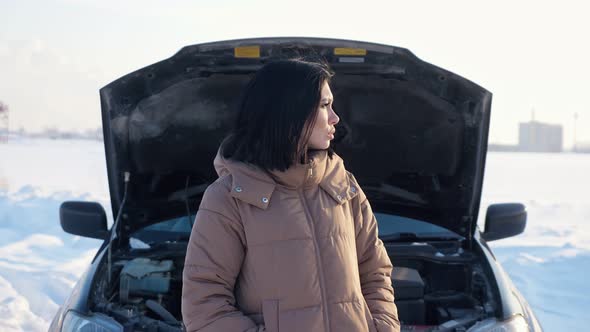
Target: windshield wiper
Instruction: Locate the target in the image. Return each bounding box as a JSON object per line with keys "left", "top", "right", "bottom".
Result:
{"left": 379, "top": 232, "right": 463, "bottom": 243}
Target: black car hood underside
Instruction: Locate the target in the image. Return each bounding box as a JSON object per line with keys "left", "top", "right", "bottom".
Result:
{"left": 99, "top": 37, "right": 491, "bottom": 239}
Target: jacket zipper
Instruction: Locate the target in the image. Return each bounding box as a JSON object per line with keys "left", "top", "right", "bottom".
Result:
{"left": 298, "top": 187, "right": 331, "bottom": 332}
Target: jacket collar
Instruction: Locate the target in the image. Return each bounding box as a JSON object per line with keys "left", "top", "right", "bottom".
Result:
{"left": 213, "top": 147, "right": 358, "bottom": 210}
{"left": 267, "top": 150, "right": 327, "bottom": 190}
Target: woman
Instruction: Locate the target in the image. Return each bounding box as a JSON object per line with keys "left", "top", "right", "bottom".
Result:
{"left": 182, "top": 59, "right": 400, "bottom": 332}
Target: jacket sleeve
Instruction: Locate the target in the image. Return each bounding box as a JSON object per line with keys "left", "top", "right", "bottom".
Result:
{"left": 351, "top": 176, "right": 401, "bottom": 332}
{"left": 182, "top": 184, "right": 265, "bottom": 332}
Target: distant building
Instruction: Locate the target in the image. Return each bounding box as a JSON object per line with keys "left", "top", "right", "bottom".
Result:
{"left": 575, "top": 142, "right": 590, "bottom": 153}
{"left": 488, "top": 143, "right": 519, "bottom": 152}
{"left": 518, "top": 120, "right": 563, "bottom": 152}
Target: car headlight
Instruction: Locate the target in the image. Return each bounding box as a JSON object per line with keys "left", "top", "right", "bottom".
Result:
{"left": 467, "top": 315, "right": 531, "bottom": 332}
{"left": 61, "top": 311, "right": 124, "bottom": 332}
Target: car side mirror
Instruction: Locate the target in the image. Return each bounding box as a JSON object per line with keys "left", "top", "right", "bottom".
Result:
{"left": 482, "top": 203, "right": 527, "bottom": 241}
{"left": 60, "top": 201, "right": 109, "bottom": 240}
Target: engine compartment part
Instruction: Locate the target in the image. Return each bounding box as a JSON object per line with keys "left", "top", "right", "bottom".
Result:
{"left": 388, "top": 242, "right": 496, "bottom": 330}
{"left": 119, "top": 258, "right": 174, "bottom": 303}
{"left": 392, "top": 266, "right": 426, "bottom": 324}
{"left": 91, "top": 249, "right": 185, "bottom": 331}
{"left": 392, "top": 266, "right": 425, "bottom": 299}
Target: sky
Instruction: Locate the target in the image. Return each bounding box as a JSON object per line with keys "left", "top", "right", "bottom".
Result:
{"left": 1, "top": 0, "right": 589, "bottom": 148}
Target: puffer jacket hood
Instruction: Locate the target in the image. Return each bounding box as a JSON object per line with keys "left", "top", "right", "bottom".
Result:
{"left": 213, "top": 148, "right": 358, "bottom": 209}
{"left": 183, "top": 146, "right": 400, "bottom": 332}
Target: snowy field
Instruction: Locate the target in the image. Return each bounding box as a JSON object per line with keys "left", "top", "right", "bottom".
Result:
{"left": 1, "top": 138, "right": 588, "bottom": 331}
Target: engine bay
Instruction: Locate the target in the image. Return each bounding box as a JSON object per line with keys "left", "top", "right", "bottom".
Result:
{"left": 387, "top": 242, "right": 497, "bottom": 331}
{"left": 91, "top": 243, "right": 186, "bottom": 331}
{"left": 89, "top": 241, "right": 498, "bottom": 332}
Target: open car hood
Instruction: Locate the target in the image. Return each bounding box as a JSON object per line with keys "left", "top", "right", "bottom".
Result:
{"left": 100, "top": 37, "right": 491, "bottom": 239}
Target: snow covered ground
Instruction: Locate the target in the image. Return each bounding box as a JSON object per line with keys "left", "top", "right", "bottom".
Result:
{"left": 1, "top": 138, "right": 588, "bottom": 331}
{"left": 478, "top": 152, "right": 590, "bottom": 331}
{"left": 0, "top": 138, "right": 109, "bottom": 332}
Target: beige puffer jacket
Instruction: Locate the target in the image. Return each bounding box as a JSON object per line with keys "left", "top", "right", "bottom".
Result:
{"left": 182, "top": 148, "right": 400, "bottom": 332}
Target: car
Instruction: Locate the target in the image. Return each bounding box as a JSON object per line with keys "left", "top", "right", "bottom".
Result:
{"left": 49, "top": 37, "right": 543, "bottom": 332}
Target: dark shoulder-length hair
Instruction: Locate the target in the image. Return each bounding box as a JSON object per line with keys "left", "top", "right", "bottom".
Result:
{"left": 221, "top": 58, "right": 335, "bottom": 171}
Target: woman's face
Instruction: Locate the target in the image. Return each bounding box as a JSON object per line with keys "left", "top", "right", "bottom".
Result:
{"left": 307, "top": 81, "right": 340, "bottom": 150}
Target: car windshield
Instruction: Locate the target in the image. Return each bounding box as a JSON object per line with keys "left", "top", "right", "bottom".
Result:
{"left": 373, "top": 213, "right": 463, "bottom": 241}
{"left": 130, "top": 212, "right": 461, "bottom": 246}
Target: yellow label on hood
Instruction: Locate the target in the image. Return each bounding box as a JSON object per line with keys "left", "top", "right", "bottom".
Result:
{"left": 334, "top": 48, "right": 367, "bottom": 56}
{"left": 234, "top": 46, "right": 260, "bottom": 58}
